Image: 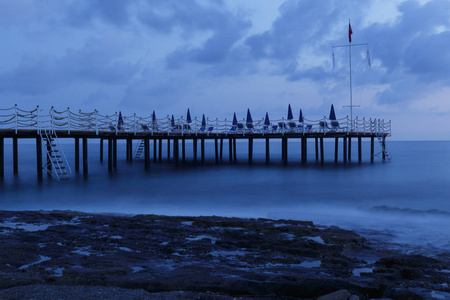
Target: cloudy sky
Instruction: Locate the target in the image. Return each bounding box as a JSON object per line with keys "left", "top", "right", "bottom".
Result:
{"left": 1, "top": 0, "right": 449, "bottom": 140}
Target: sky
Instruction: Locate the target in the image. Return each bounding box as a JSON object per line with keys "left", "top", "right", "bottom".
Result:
{"left": 0, "top": 0, "right": 449, "bottom": 140}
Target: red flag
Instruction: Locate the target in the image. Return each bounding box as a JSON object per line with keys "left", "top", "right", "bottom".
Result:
{"left": 349, "top": 22, "right": 353, "bottom": 43}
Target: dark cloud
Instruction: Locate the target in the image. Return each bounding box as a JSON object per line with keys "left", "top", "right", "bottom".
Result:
{"left": 65, "top": 0, "right": 132, "bottom": 27}
{"left": 0, "top": 39, "right": 139, "bottom": 95}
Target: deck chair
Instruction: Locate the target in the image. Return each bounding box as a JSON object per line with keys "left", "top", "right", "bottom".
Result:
{"left": 229, "top": 125, "right": 237, "bottom": 133}
{"left": 246, "top": 123, "right": 254, "bottom": 132}
{"left": 329, "top": 121, "right": 340, "bottom": 131}
{"left": 141, "top": 124, "right": 150, "bottom": 131}
{"left": 287, "top": 121, "right": 296, "bottom": 131}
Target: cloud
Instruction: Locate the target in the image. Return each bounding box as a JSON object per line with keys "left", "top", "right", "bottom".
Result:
{"left": 0, "top": 38, "right": 139, "bottom": 95}
{"left": 65, "top": 0, "right": 133, "bottom": 27}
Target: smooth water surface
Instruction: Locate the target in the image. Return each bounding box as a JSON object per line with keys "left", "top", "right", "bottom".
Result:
{"left": 1, "top": 139, "right": 449, "bottom": 255}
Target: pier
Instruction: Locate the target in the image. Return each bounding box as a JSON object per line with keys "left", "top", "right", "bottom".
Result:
{"left": 0, "top": 106, "right": 391, "bottom": 181}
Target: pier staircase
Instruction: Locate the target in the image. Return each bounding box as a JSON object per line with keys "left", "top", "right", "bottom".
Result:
{"left": 134, "top": 139, "right": 145, "bottom": 159}
{"left": 376, "top": 135, "right": 391, "bottom": 161}
{"left": 40, "top": 130, "right": 71, "bottom": 181}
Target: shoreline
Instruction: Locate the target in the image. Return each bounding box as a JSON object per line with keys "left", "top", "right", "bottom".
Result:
{"left": 0, "top": 210, "right": 449, "bottom": 299}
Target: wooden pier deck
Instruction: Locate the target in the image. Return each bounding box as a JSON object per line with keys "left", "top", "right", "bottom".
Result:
{"left": 0, "top": 106, "right": 391, "bottom": 181}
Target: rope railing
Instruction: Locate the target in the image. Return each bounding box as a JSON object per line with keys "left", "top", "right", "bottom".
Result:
{"left": 0, "top": 105, "right": 391, "bottom": 137}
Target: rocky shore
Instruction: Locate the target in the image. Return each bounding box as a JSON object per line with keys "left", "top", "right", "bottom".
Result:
{"left": 0, "top": 210, "right": 449, "bottom": 299}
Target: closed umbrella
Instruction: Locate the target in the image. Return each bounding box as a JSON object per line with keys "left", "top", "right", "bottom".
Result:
{"left": 201, "top": 114, "right": 206, "bottom": 127}
{"left": 329, "top": 104, "right": 336, "bottom": 120}
{"left": 246, "top": 109, "right": 253, "bottom": 124}
{"left": 232, "top": 113, "right": 237, "bottom": 125}
{"left": 287, "top": 104, "right": 293, "bottom": 120}
{"left": 299, "top": 109, "right": 304, "bottom": 123}
{"left": 186, "top": 109, "right": 192, "bottom": 123}
{"left": 118, "top": 111, "right": 124, "bottom": 130}
{"left": 264, "top": 112, "right": 270, "bottom": 125}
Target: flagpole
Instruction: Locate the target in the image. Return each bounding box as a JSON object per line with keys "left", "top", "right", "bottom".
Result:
{"left": 332, "top": 20, "right": 370, "bottom": 132}
{"left": 349, "top": 21, "right": 353, "bottom": 130}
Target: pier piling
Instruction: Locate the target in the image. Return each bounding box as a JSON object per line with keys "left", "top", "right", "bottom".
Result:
{"left": 13, "top": 137, "right": 18, "bottom": 175}
{"left": 75, "top": 138, "right": 80, "bottom": 172}
{"left": 0, "top": 137, "right": 3, "bottom": 179}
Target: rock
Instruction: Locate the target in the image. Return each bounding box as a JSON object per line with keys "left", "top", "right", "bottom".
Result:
{"left": 349, "top": 296, "right": 359, "bottom": 300}
{"left": 317, "top": 289, "right": 351, "bottom": 300}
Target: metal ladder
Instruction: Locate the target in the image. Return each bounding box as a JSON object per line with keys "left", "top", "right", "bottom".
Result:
{"left": 133, "top": 139, "right": 145, "bottom": 159}
{"left": 40, "top": 130, "right": 71, "bottom": 181}
{"left": 376, "top": 135, "right": 391, "bottom": 161}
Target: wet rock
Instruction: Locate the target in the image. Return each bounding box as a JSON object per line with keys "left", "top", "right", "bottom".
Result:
{"left": 317, "top": 289, "right": 351, "bottom": 300}
{"left": 0, "top": 210, "right": 448, "bottom": 299}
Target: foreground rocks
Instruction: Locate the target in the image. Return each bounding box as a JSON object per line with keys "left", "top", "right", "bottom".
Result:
{"left": 0, "top": 210, "right": 448, "bottom": 299}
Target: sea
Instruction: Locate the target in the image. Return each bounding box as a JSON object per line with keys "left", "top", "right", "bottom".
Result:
{"left": 1, "top": 138, "right": 449, "bottom": 257}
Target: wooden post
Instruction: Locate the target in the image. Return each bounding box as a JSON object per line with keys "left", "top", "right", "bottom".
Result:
{"left": 13, "top": 137, "right": 18, "bottom": 175}
{"left": 358, "top": 137, "right": 362, "bottom": 163}
{"left": 220, "top": 138, "right": 223, "bottom": 161}
{"left": 248, "top": 137, "right": 253, "bottom": 164}
{"left": 382, "top": 136, "right": 386, "bottom": 161}
{"left": 158, "top": 138, "right": 162, "bottom": 162}
{"left": 153, "top": 138, "right": 157, "bottom": 162}
{"left": 348, "top": 137, "right": 352, "bottom": 161}
{"left": 370, "top": 137, "right": 374, "bottom": 163}
{"left": 144, "top": 138, "right": 150, "bottom": 171}
{"left": 315, "top": 137, "right": 319, "bottom": 161}
{"left": 283, "top": 137, "right": 288, "bottom": 165}
{"left": 167, "top": 138, "right": 171, "bottom": 161}
{"left": 173, "top": 138, "right": 179, "bottom": 166}
{"left": 265, "top": 137, "right": 270, "bottom": 165}
{"left": 126, "top": 139, "right": 130, "bottom": 161}
{"left": 301, "top": 137, "right": 307, "bottom": 163}
{"left": 343, "top": 137, "right": 347, "bottom": 163}
{"left": 36, "top": 137, "right": 42, "bottom": 181}
{"left": 215, "top": 138, "right": 219, "bottom": 164}
{"left": 193, "top": 138, "right": 198, "bottom": 164}
{"left": 320, "top": 137, "right": 324, "bottom": 163}
{"left": 83, "top": 137, "right": 88, "bottom": 177}
{"left": 100, "top": 138, "right": 103, "bottom": 163}
{"left": 233, "top": 138, "right": 237, "bottom": 163}
{"left": 46, "top": 138, "right": 52, "bottom": 175}
{"left": 113, "top": 138, "right": 117, "bottom": 171}
{"left": 75, "top": 138, "right": 80, "bottom": 172}
{"left": 108, "top": 139, "right": 113, "bottom": 173}
{"left": 127, "top": 138, "right": 133, "bottom": 162}
{"left": 229, "top": 138, "right": 232, "bottom": 163}
{"left": 201, "top": 138, "right": 205, "bottom": 164}
{"left": 182, "top": 139, "right": 186, "bottom": 163}
{"left": 0, "top": 137, "right": 4, "bottom": 179}
{"left": 334, "top": 137, "right": 339, "bottom": 163}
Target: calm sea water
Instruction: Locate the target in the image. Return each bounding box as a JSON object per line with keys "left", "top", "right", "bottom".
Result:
{"left": 1, "top": 139, "right": 449, "bottom": 255}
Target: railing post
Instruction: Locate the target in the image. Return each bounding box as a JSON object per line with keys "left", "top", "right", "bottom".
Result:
{"left": 216, "top": 118, "right": 218, "bottom": 135}
{"left": 14, "top": 104, "right": 18, "bottom": 134}
{"left": 355, "top": 116, "right": 358, "bottom": 133}
{"left": 115, "top": 112, "right": 118, "bottom": 135}
{"left": 95, "top": 109, "right": 98, "bottom": 135}
{"left": 133, "top": 113, "right": 136, "bottom": 135}
{"left": 363, "top": 117, "right": 366, "bottom": 134}
{"left": 67, "top": 107, "right": 71, "bottom": 134}
{"left": 323, "top": 116, "right": 326, "bottom": 135}
{"left": 36, "top": 105, "right": 40, "bottom": 134}
{"left": 50, "top": 106, "right": 55, "bottom": 133}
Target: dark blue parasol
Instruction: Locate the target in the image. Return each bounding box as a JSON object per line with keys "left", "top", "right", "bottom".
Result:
{"left": 171, "top": 114, "right": 175, "bottom": 127}
{"left": 201, "top": 114, "right": 206, "bottom": 127}
{"left": 186, "top": 109, "right": 192, "bottom": 123}
{"left": 299, "top": 109, "right": 304, "bottom": 123}
{"left": 118, "top": 111, "right": 124, "bottom": 129}
{"left": 264, "top": 112, "right": 270, "bottom": 125}
{"left": 246, "top": 109, "right": 253, "bottom": 123}
{"left": 287, "top": 104, "right": 293, "bottom": 120}
{"left": 232, "top": 113, "right": 237, "bottom": 125}
{"left": 329, "top": 104, "right": 337, "bottom": 120}
{"left": 152, "top": 110, "right": 156, "bottom": 124}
